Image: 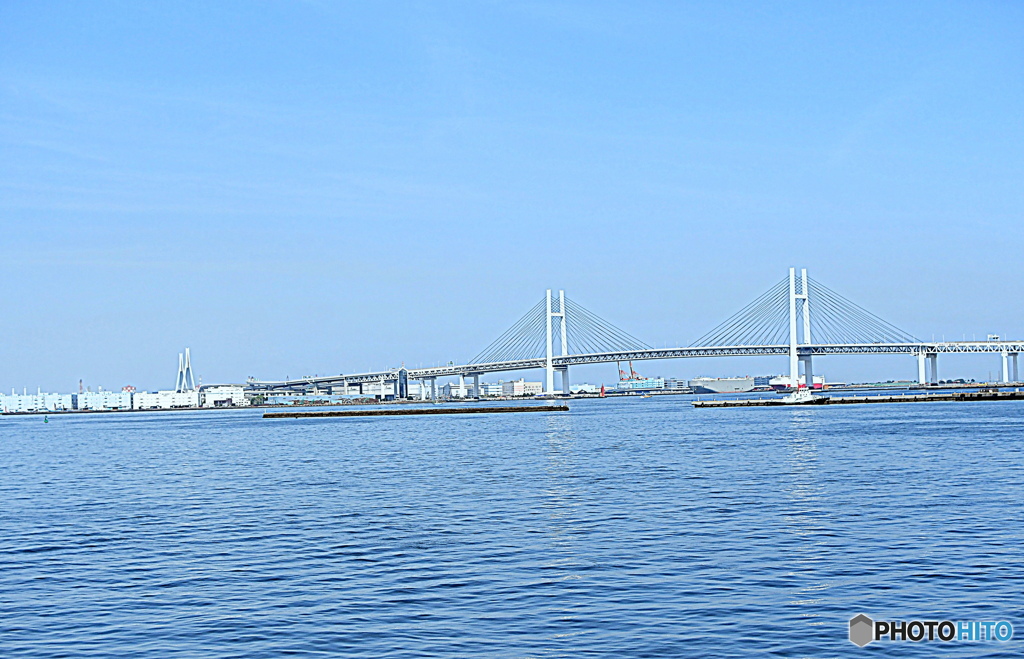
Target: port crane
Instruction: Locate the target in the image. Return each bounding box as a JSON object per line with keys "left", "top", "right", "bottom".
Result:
{"left": 617, "top": 360, "right": 643, "bottom": 381}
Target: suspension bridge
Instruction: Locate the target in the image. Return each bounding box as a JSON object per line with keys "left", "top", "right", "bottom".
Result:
{"left": 245, "top": 268, "right": 1023, "bottom": 398}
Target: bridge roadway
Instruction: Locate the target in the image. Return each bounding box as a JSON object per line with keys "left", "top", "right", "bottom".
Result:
{"left": 244, "top": 341, "right": 1024, "bottom": 394}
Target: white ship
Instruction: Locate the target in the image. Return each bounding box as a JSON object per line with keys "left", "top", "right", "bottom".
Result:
{"left": 688, "top": 376, "right": 756, "bottom": 394}
{"left": 689, "top": 375, "right": 826, "bottom": 394}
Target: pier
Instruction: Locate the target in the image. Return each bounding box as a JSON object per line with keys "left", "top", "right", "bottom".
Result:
{"left": 692, "top": 389, "right": 1024, "bottom": 408}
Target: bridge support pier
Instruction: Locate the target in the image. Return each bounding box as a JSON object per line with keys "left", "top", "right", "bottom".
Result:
{"left": 1002, "top": 350, "right": 1009, "bottom": 384}
{"left": 928, "top": 354, "right": 938, "bottom": 384}
{"left": 917, "top": 351, "right": 927, "bottom": 385}
{"left": 557, "top": 367, "right": 569, "bottom": 396}
{"left": 1013, "top": 353, "right": 1019, "bottom": 383}
{"left": 800, "top": 355, "right": 813, "bottom": 389}
{"left": 473, "top": 374, "right": 480, "bottom": 399}
{"left": 428, "top": 377, "right": 437, "bottom": 401}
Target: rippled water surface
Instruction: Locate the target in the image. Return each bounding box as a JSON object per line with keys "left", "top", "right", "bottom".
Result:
{"left": 2, "top": 398, "right": 1022, "bottom": 657}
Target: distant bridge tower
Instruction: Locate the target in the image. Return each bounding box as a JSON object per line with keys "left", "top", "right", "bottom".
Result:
{"left": 175, "top": 347, "right": 197, "bottom": 392}
{"left": 469, "top": 288, "right": 649, "bottom": 394}
{"left": 545, "top": 289, "right": 569, "bottom": 394}
{"left": 789, "top": 267, "right": 813, "bottom": 388}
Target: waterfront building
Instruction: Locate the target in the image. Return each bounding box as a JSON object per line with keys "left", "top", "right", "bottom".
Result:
{"left": 201, "top": 386, "right": 247, "bottom": 408}
{"left": 1, "top": 391, "right": 74, "bottom": 412}
{"left": 618, "top": 377, "right": 665, "bottom": 391}
{"left": 478, "top": 382, "right": 504, "bottom": 397}
{"left": 570, "top": 383, "right": 600, "bottom": 394}
{"left": 324, "top": 381, "right": 397, "bottom": 399}
{"left": 663, "top": 378, "right": 691, "bottom": 391}
{"left": 132, "top": 391, "right": 201, "bottom": 410}
{"left": 406, "top": 381, "right": 434, "bottom": 398}
{"left": 440, "top": 381, "right": 504, "bottom": 398}
{"left": 46, "top": 393, "right": 75, "bottom": 410}
{"left": 442, "top": 381, "right": 468, "bottom": 398}
{"left": 264, "top": 394, "right": 358, "bottom": 405}
{"left": 75, "top": 391, "right": 133, "bottom": 410}
{"left": 501, "top": 379, "right": 543, "bottom": 396}
{"left": 42, "top": 393, "right": 74, "bottom": 410}
{"left": 361, "top": 381, "right": 397, "bottom": 400}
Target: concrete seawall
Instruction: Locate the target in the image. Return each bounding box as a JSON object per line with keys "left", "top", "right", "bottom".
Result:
{"left": 693, "top": 390, "right": 1024, "bottom": 408}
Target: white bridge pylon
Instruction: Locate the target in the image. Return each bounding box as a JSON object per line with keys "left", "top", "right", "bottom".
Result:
{"left": 468, "top": 288, "right": 652, "bottom": 394}
{"left": 545, "top": 289, "right": 567, "bottom": 394}
{"left": 790, "top": 267, "right": 812, "bottom": 388}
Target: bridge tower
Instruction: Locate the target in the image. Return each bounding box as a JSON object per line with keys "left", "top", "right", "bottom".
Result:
{"left": 789, "top": 268, "right": 813, "bottom": 388}
{"left": 545, "top": 289, "right": 568, "bottom": 394}
{"left": 175, "top": 347, "right": 196, "bottom": 393}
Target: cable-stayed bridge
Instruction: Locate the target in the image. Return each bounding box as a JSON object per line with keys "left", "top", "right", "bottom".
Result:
{"left": 246, "top": 268, "right": 1023, "bottom": 397}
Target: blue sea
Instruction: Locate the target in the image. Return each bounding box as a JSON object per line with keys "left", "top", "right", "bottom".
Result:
{"left": 2, "top": 398, "right": 1022, "bottom": 657}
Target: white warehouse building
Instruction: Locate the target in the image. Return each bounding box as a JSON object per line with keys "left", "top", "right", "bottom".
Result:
{"left": 501, "top": 379, "right": 543, "bottom": 396}
{"left": 201, "top": 386, "right": 248, "bottom": 408}
{"left": 133, "top": 391, "right": 201, "bottom": 410}
{"left": 1, "top": 391, "right": 75, "bottom": 412}
{"left": 477, "top": 382, "right": 504, "bottom": 397}
{"left": 76, "top": 391, "right": 133, "bottom": 410}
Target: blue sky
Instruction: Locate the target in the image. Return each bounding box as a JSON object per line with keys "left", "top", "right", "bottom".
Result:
{"left": 2, "top": 1, "right": 1023, "bottom": 391}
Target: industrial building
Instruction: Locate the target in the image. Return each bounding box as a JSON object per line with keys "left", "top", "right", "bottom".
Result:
{"left": 617, "top": 377, "right": 665, "bottom": 391}
{"left": 1, "top": 389, "right": 138, "bottom": 412}
{"left": 76, "top": 391, "right": 133, "bottom": 410}
{"left": 1, "top": 390, "right": 74, "bottom": 412}
{"left": 201, "top": 386, "right": 247, "bottom": 408}
{"left": 133, "top": 391, "right": 201, "bottom": 410}
{"left": 435, "top": 379, "right": 533, "bottom": 398}
{"left": 441, "top": 381, "right": 468, "bottom": 398}
{"left": 0, "top": 347, "right": 218, "bottom": 414}
{"left": 501, "top": 379, "right": 543, "bottom": 396}
{"left": 477, "top": 382, "right": 504, "bottom": 397}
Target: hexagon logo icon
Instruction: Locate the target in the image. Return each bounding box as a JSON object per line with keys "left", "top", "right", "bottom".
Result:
{"left": 849, "top": 614, "right": 874, "bottom": 647}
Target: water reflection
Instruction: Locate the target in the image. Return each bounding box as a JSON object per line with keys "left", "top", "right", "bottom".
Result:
{"left": 542, "top": 412, "right": 581, "bottom": 547}
{"left": 783, "top": 409, "right": 831, "bottom": 621}
{"left": 540, "top": 412, "right": 588, "bottom": 634}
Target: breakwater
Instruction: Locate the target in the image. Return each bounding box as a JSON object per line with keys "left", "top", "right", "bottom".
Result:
{"left": 264, "top": 404, "right": 569, "bottom": 418}
{"left": 693, "top": 389, "right": 1024, "bottom": 408}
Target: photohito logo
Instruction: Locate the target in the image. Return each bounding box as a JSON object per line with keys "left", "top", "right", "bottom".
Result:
{"left": 849, "top": 614, "right": 1013, "bottom": 647}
